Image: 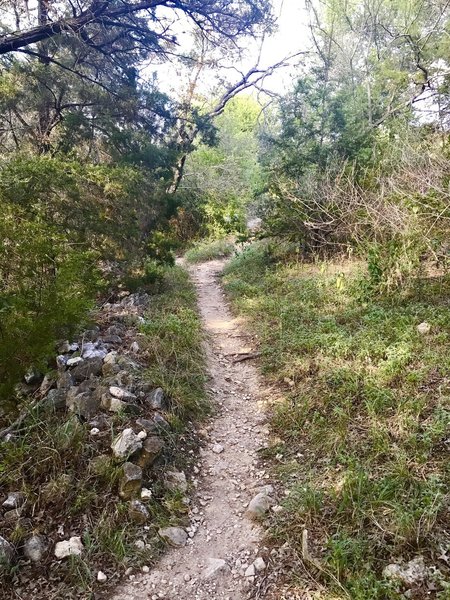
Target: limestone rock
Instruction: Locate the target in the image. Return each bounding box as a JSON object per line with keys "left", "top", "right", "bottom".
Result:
{"left": 146, "top": 387, "right": 164, "bottom": 410}
{"left": 0, "top": 536, "right": 14, "bottom": 570}
{"left": 141, "top": 488, "right": 152, "bottom": 500}
{"left": 153, "top": 413, "right": 170, "bottom": 429}
{"left": 164, "top": 470, "right": 187, "bottom": 492}
{"left": 97, "top": 570, "right": 107, "bottom": 583}
{"left": 253, "top": 557, "right": 266, "bottom": 572}
{"left": 244, "top": 564, "right": 255, "bottom": 577}
{"left": 212, "top": 443, "right": 224, "bottom": 454}
{"left": 57, "top": 370, "right": 73, "bottom": 390}
{"left": 2, "top": 491, "right": 25, "bottom": 510}
{"left": 109, "top": 386, "right": 136, "bottom": 401}
{"left": 245, "top": 491, "right": 273, "bottom": 521}
{"left": 24, "top": 535, "right": 47, "bottom": 562}
{"left": 129, "top": 500, "right": 149, "bottom": 524}
{"left": 119, "top": 462, "right": 142, "bottom": 500}
{"left": 135, "top": 436, "right": 164, "bottom": 469}
{"left": 54, "top": 537, "right": 83, "bottom": 559}
{"left": 43, "top": 388, "right": 67, "bottom": 411}
{"left": 135, "top": 418, "right": 158, "bottom": 433}
{"left": 383, "top": 557, "right": 428, "bottom": 587}
{"left": 67, "top": 391, "right": 100, "bottom": 419}
{"left": 71, "top": 357, "right": 103, "bottom": 383}
{"left": 39, "top": 374, "right": 55, "bottom": 396}
{"left": 158, "top": 527, "right": 187, "bottom": 547}
{"left": 204, "top": 558, "right": 228, "bottom": 579}
{"left": 67, "top": 356, "right": 83, "bottom": 368}
{"left": 111, "top": 428, "right": 142, "bottom": 459}
{"left": 417, "top": 322, "right": 431, "bottom": 335}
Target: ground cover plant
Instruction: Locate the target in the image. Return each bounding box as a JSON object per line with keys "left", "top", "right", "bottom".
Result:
{"left": 185, "top": 238, "right": 235, "bottom": 264}
{"left": 223, "top": 243, "right": 450, "bottom": 599}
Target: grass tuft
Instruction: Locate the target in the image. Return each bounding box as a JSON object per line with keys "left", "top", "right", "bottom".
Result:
{"left": 185, "top": 238, "right": 235, "bottom": 263}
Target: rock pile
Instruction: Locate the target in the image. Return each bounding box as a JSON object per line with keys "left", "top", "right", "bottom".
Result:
{"left": 0, "top": 291, "right": 175, "bottom": 581}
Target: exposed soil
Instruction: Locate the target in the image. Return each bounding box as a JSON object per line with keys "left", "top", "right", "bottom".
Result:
{"left": 113, "top": 259, "right": 275, "bottom": 600}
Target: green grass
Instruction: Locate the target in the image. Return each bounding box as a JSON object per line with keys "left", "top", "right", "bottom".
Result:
{"left": 0, "top": 264, "right": 208, "bottom": 596}
{"left": 223, "top": 242, "right": 450, "bottom": 599}
{"left": 185, "top": 237, "right": 235, "bottom": 263}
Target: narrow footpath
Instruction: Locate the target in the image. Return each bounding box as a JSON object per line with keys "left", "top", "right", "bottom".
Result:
{"left": 113, "top": 259, "right": 275, "bottom": 600}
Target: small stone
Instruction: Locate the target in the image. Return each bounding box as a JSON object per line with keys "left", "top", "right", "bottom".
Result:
{"left": 135, "top": 418, "right": 157, "bottom": 433}
{"left": 212, "top": 443, "right": 224, "bottom": 454}
{"left": 24, "top": 535, "right": 47, "bottom": 562}
{"left": 0, "top": 536, "right": 14, "bottom": 570}
{"left": 153, "top": 413, "right": 170, "bottom": 429}
{"left": 90, "top": 427, "right": 100, "bottom": 436}
{"left": 137, "top": 430, "right": 147, "bottom": 440}
{"left": 71, "top": 357, "right": 103, "bottom": 383}
{"left": 245, "top": 492, "right": 273, "bottom": 521}
{"left": 244, "top": 564, "right": 256, "bottom": 577}
{"left": 2, "top": 492, "right": 25, "bottom": 510}
{"left": 109, "top": 386, "right": 136, "bottom": 401}
{"left": 204, "top": 558, "right": 228, "bottom": 579}
{"left": 24, "top": 368, "right": 43, "bottom": 385}
{"left": 57, "top": 370, "right": 73, "bottom": 390}
{"left": 158, "top": 527, "right": 187, "bottom": 547}
{"left": 382, "top": 557, "right": 428, "bottom": 587}
{"left": 146, "top": 387, "right": 164, "bottom": 410}
{"left": 67, "top": 357, "right": 83, "bottom": 367}
{"left": 111, "top": 428, "right": 142, "bottom": 459}
{"left": 135, "top": 436, "right": 164, "bottom": 469}
{"left": 58, "top": 340, "right": 70, "bottom": 353}
{"left": 253, "top": 557, "right": 266, "bottom": 572}
{"left": 54, "top": 537, "right": 83, "bottom": 559}
{"left": 184, "top": 574, "right": 191, "bottom": 582}
{"left": 119, "top": 462, "right": 142, "bottom": 500}
{"left": 130, "top": 341, "right": 140, "bottom": 353}
{"left": 142, "top": 565, "right": 150, "bottom": 574}
{"left": 417, "top": 322, "right": 431, "bottom": 335}
{"left": 43, "top": 388, "right": 67, "bottom": 411}
{"left": 97, "top": 570, "right": 107, "bottom": 583}
{"left": 67, "top": 391, "right": 100, "bottom": 419}
{"left": 141, "top": 487, "right": 152, "bottom": 500}
{"left": 129, "top": 500, "right": 149, "bottom": 524}
{"left": 164, "top": 470, "right": 187, "bottom": 492}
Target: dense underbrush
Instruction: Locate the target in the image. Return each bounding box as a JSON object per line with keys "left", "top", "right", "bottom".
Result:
{"left": 223, "top": 243, "right": 450, "bottom": 599}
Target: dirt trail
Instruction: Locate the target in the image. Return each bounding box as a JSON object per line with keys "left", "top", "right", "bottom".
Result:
{"left": 113, "top": 259, "right": 273, "bottom": 600}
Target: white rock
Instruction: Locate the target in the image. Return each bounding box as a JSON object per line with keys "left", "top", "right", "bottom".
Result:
{"left": 417, "top": 322, "right": 431, "bottom": 335}
{"left": 204, "top": 558, "right": 228, "bottom": 579}
{"left": 137, "top": 430, "right": 147, "bottom": 440}
{"left": 54, "top": 537, "right": 83, "bottom": 559}
{"left": 109, "top": 386, "right": 136, "bottom": 401}
{"left": 111, "top": 428, "right": 142, "bottom": 459}
{"left": 383, "top": 557, "right": 428, "bottom": 587}
{"left": 90, "top": 427, "right": 100, "bottom": 436}
{"left": 142, "top": 565, "right": 150, "bottom": 573}
{"left": 212, "top": 443, "right": 224, "bottom": 454}
{"left": 66, "top": 357, "right": 83, "bottom": 367}
{"left": 130, "top": 341, "right": 140, "bottom": 353}
{"left": 141, "top": 487, "right": 152, "bottom": 500}
{"left": 97, "top": 570, "right": 107, "bottom": 583}
{"left": 253, "top": 557, "right": 266, "bottom": 572}
{"left": 244, "top": 564, "right": 256, "bottom": 577}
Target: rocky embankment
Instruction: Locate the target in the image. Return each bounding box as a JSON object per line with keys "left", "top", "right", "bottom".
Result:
{"left": 0, "top": 291, "right": 193, "bottom": 597}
